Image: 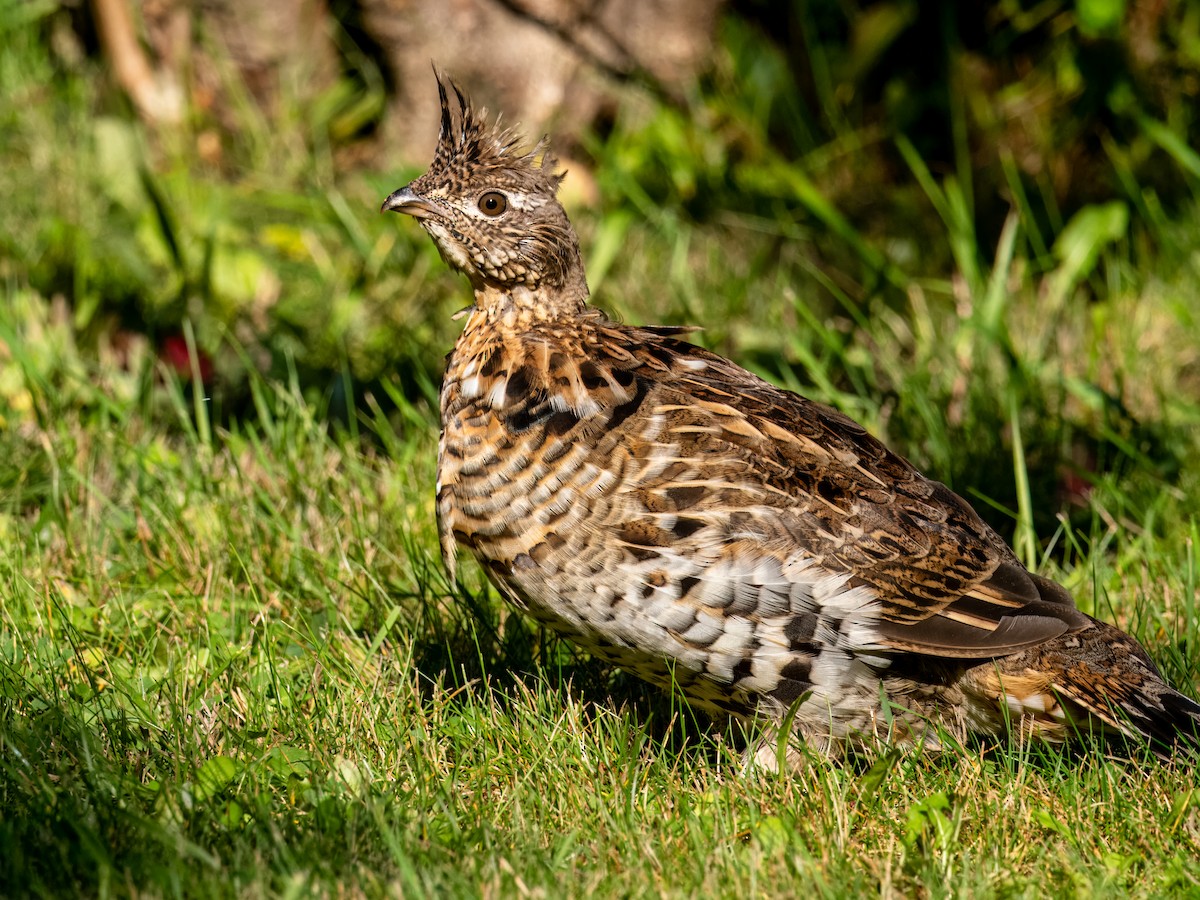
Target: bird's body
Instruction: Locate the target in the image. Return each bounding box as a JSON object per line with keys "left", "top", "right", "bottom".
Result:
{"left": 384, "top": 74, "right": 1200, "bottom": 763}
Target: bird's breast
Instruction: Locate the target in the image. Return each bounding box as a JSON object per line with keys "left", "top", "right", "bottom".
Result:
{"left": 434, "top": 355, "right": 888, "bottom": 726}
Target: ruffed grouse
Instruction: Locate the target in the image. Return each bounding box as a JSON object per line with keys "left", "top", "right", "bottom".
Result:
{"left": 382, "top": 73, "right": 1200, "bottom": 764}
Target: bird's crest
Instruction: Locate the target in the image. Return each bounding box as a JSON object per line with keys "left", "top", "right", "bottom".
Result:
{"left": 429, "top": 69, "right": 562, "bottom": 192}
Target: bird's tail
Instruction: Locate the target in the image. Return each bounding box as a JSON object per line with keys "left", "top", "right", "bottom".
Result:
{"left": 1156, "top": 689, "right": 1200, "bottom": 751}
{"left": 1050, "top": 619, "right": 1200, "bottom": 759}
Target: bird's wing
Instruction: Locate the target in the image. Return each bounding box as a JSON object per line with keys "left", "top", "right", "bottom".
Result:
{"left": 566, "top": 324, "right": 1088, "bottom": 660}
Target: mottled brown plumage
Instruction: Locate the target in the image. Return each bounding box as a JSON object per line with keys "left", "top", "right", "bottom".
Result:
{"left": 382, "top": 72, "right": 1200, "bottom": 764}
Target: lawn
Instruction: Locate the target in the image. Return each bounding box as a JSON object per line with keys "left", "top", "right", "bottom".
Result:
{"left": 3, "top": 4, "right": 1200, "bottom": 898}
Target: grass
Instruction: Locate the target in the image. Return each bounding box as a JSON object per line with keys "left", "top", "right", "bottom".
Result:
{"left": 5, "top": 215, "right": 1200, "bottom": 900}
{"left": 4, "top": 6, "right": 1200, "bottom": 898}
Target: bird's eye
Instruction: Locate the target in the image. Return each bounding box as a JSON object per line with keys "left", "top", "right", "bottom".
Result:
{"left": 478, "top": 192, "right": 508, "bottom": 216}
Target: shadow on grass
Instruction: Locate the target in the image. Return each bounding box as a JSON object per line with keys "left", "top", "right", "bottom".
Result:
{"left": 0, "top": 679, "right": 174, "bottom": 896}
{"left": 0, "top": 670, "right": 424, "bottom": 896}
{"left": 399, "top": 578, "right": 738, "bottom": 765}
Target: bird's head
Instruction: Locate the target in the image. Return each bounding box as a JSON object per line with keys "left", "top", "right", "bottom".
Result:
{"left": 382, "top": 72, "right": 587, "bottom": 306}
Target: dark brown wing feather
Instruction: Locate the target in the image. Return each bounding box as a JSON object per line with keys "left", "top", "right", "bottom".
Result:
{"left": 579, "top": 322, "right": 1087, "bottom": 658}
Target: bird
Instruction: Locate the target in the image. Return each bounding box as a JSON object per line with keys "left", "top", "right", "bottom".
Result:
{"left": 381, "top": 71, "right": 1200, "bottom": 766}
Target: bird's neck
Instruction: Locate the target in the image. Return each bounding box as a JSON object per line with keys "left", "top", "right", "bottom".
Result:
{"left": 469, "top": 278, "right": 589, "bottom": 331}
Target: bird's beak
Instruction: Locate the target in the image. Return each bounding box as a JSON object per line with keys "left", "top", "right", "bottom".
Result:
{"left": 380, "top": 186, "right": 437, "bottom": 219}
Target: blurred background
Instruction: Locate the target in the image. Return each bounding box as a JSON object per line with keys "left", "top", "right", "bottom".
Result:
{"left": 2, "top": 0, "right": 1199, "bottom": 541}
